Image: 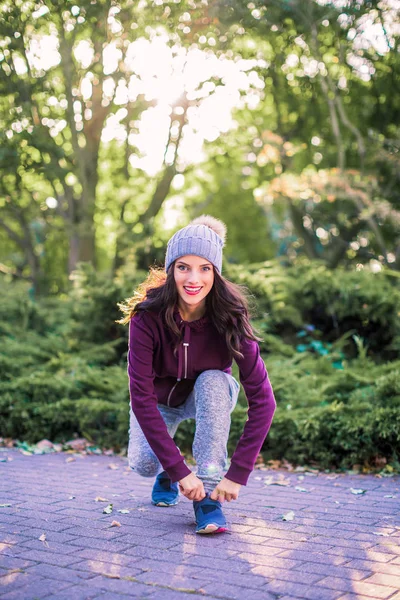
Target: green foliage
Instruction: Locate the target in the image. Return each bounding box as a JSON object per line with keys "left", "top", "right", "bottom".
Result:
{"left": 261, "top": 352, "right": 400, "bottom": 467}
{"left": 226, "top": 260, "right": 400, "bottom": 359}
{"left": 1, "top": 0, "right": 399, "bottom": 290}
{"left": 1, "top": 261, "right": 399, "bottom": 470}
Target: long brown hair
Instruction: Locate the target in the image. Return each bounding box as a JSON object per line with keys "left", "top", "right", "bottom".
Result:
{"left": 117, "top": 262, "right": 261, "bottom": 360}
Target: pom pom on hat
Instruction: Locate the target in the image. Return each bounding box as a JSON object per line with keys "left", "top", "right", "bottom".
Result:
{"left": 189, "top": 215, "right": 227, "bottom": 245}
{"left": 165, "top": 214, "right": 227, "bottom": 273}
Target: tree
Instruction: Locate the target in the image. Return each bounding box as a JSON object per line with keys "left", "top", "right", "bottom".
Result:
{"left": 0, "top": 0, "right": 236, "bottom": 289}
{"left": 213, "top": 0, "right": 400, "bottom": 268}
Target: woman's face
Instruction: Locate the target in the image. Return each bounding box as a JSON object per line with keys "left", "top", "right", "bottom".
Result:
{"left": 173, "top": 255, "right": 214, "bottom": 311}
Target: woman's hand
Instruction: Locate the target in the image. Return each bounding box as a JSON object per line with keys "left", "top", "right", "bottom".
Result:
{"left": 210, "top": 477, "right": 241, "bottom": 503}
{"left": 178, "top": 473, "right": 206, "bottom": 501}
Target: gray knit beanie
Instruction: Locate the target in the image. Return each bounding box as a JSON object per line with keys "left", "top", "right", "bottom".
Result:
{"left": 165, "top": 215, "right": 227, "bottom": 273}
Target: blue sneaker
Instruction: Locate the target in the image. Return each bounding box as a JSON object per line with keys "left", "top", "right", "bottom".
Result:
{"left": 193, "top": 494, "right": 228, "bottom": 534}
{"left": 151, "top": 471, "right": 179, "bottom": 507}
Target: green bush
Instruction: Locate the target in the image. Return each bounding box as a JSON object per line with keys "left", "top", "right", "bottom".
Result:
{"left": 261, "top": 356, "right": 400, "bottom": 468}
{"left": 226, "top": 260, "right": 400, "bottom": 359}
{"left": 1, "top": 261, "right": 399, "bottom": 471}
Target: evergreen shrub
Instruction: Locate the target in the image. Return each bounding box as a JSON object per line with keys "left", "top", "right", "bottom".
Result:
{"left": 226, "top": 260, "right": 400, "bottom": 359}
{"left": 1, "top": 261, "right": 399, "bottom": 470}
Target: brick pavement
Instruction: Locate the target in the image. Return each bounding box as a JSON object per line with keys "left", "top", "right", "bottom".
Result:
{"left": 0, "top": 449, "right": 399, "bottom": 600}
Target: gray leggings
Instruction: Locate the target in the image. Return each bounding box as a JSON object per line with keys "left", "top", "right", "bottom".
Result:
{"left": 128, "top": 370, "right": 240, "bottom": 493}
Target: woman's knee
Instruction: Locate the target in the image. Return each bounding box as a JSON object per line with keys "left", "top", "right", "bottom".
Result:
{"left": 128, "top": 449, "right": 160, "bottom": 477}
{"left": 129, "top": 459, "right": 159, "bottom": 478}
{"left": 196, "top": 369, "right": 228, "bottom": 388}
{"left": 195, "top": 370, "right": 231, "bottom": 403}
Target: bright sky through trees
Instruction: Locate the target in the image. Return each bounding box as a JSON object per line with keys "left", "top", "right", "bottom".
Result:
{"left": 14, "top": 6, "right": 265, "bottom": 177}
{"left": 9, "top": 0, "right": 399, "bottom": 181}
{"left": 1, "top": 0, "right": 399, "bottom": 284}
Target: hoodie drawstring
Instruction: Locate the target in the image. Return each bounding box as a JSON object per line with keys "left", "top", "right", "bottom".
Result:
{"left": 177, "top": 323, "right": 191, "bottom": 381}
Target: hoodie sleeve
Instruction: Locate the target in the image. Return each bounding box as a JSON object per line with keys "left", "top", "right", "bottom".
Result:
{"left": 127, "top": 312, "right": 192, "bottom": 483}
{"left": 225, "top": 336, "right": 276, "bottom": 486}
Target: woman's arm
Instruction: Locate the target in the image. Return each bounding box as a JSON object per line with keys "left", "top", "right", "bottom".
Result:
{"left": 128, "top": 313, "right": 192, "bottom": 483}
{"left": 224, "top": 336, "right": 276, "bottom": 486}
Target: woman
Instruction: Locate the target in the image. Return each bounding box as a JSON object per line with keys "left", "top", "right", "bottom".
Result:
{"left": 119, "top": 215, "right": 276, "bottom": 534}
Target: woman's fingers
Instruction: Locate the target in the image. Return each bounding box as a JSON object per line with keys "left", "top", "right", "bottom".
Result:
{"left": 216, "top": 491, "right": 236, "bottom": 503}
{"left": 178, "top": 477, "right": 206, "bottom": 501}
{"left": 184, "top": 488, "right": 205, "bottom": 501}
{"left": 193, "top": 486, "right": 205, "bottom": 501}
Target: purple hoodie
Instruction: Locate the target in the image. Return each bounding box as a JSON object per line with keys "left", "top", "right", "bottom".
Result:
{"left": 128, "top": 306, "right": 276, "bottom": 485}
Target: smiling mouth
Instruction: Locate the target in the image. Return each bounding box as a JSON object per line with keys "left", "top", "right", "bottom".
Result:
{"left": 183, "top": 286, "right": 202, "bottom": 295}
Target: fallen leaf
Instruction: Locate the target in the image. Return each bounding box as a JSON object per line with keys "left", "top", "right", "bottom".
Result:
{"left": 105, "top": 573, "right": 120, "bottom": 579}
{"left": 267, "top": 460, "right": 282, "bottom": 470}
{"left": 110, "top": 520, "right": 121, "bottom": 527}
{"left": 65, "top": 457, "right": 76, "bottom": 463}
{"left": 282, "top": 459, "right": 294, "bottom": 471}
{"left": 95, "top": 497, "right": 109, "bottom": 502}
{"left": 264, "top": 474, "right": 291, "bottom": 487}
{"left": 65, "top": 438, "right": 89, "bottom": 452}
{"left": 36, "top": 439, "right": 54, "bottom": 450}
{"left": 103, "top": 504, "right": 113, "bottom": 514}
{"left": 282, "top": 511, "right": 295, "bottom": 521}
{"left": 350, "top": 488, "right": 367, "bottom": 495}
{"left": 108, "top": 463, "right": 119, "bottom": 470}
{"left": 39, "top": 533, "right": 49, "bottom": 547}
{"left": 117, "top": 509, "right": 130, "bottom": 514}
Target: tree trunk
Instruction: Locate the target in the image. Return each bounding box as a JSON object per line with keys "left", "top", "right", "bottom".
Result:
{"left": 287, "top": 199, "right": 319, "bottom": 259}
{"left": 59, "top": 29, "right": 108, "bottom": 272}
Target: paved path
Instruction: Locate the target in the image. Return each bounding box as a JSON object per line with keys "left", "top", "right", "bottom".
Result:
{"left": 1, "top": 449, "right": 400, "bottom": 600}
